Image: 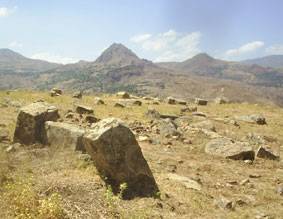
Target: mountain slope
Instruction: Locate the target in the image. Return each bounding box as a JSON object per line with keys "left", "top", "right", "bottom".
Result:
{"left": 0, "top": 48, "right": 61, "bottom": 74}
{"left": 242, "top": 55, "right": 283, "bottom": 69}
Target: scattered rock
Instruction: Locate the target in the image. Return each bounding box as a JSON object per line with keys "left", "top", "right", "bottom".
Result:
{"left": 84, "top": 115, "right": 99, "bottom": 124}
{"left": 72, "top": 91, "right": 83, "bottom": 99}
{"left": 192, "top": 112, "right": 207, "bottom": 117}
{"left": 153, "top": 119, "right": 180, "bottom": 138}
{"left": 75, "top": 105, "right": 94, "bottom": 115}
{"left": 82, "top": 118, "right": 159, "bottom": 198}
{"left": 166, "top": 96, "right": 176, "bottom": 104}
{"left": 205, "top": 138, "right": 255, "bottom": 160}
{"left": 14, "top": 102, "right": 59, "bottom": 145}
{"left": 50, "top": 88, "right": 62, "bottom": 97}
{"left": 167, "top": 173, "right": 202, "bottom": 191}
{"left": 118, "top": 99, "right": 142, "bottom": 106}
{"left": 176, "top": 99, "right": 187, "bottom": 105}
{"left": 195, "top": 98, "right": 208, "bottom": 106}
{"left": 190, "top": 120, "right": 216, "bottom": 132}
{"left": 180, "top": 105, "right": 197, "bottom": 113}
{"left": 215, "top": 97, "right": 229, "bottom": 104}
{"left": 256, "top": 145, "right": 280, "bottom": 160}
{"left": 174, "top": 116, "right": 193, "bottom": 127}
{"left": 235, "top": 114, "right": 266, "bottom": 125}
{"left": 116, "top": 91, "right": 130, "bottom": 99}
{"left": 94, "top": 97, "right": 105, "bottom": 105}
{"left": 114, "top": 102, "right": 126, "bottom": 108}
{"left": 44, "top": 121, "right": 86, "bottom": 151}
{"left": 145, "top": 108, "right": 160, "bottom": 119}
{"left": 214, "top": 196, "right": 234, "bottom": 210}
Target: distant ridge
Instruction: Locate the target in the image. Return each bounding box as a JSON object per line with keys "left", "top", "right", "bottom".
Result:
{"left": 242, "top": 55, "right": 283, "bottom": 69}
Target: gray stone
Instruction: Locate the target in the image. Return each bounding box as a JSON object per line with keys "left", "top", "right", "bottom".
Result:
{"left": 167, "top": 173, "right": 201, "bottom": 191}
{"left": 190, "top": 120, "right": 216, "bottom": 132}
{"left": 215, "top": 97, "right": 229, "bottom": 104}
{"left": 44, "top": 121, "right": 85, "bottom": 151}
{"left": 118, "top": 99, "right": 142, "bottom": 106}
{"left": 75, "top": 105, "right": 94, "bottom": 114}
{"left": 14, "top": 102, "right": 59, "bottom": 145}
{"left": 256, "top": 145, "right": 280, "bottom": 160}
{"left": 235, "top": 114, "right": 266, "bottom": 125}
{"left": 94, "top": 97, "right": 105, "bottom": 105}
{"left": 205, "top": 138, "right": 255, "bottom": 160}
{"left": 214, "top": 196, "right": 234, "bottom": 210}
{"left": 82, "top": 118, "right": 158, "bottom": 198}
{"left": 195, "top": 98, "right": 208, "bottom": 105}
{"left": 72, "top": 91, "right": 83, "bottom": 99}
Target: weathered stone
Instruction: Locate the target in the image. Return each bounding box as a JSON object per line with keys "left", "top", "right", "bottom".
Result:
{"left": 94, "top": 97, "right": 105, "bottom": 105}
{"left": 50, "top": 88, "right": 62, "bottom": 97}
{"left": 72, "top": 91, "right": 83, "bottom": 99}
{"left": 190, "top": 120, "right": 216, "bottom": 132}
{"left": 44, "top": 121, "right": 85, "bottom": 151}
{"left": 75, "top": 105, "right": 93, "bottom": 115}
{"left": 14, "top": 102, "right": 59, "bottom": 145}
{"left": 174, "top": 116, "right": 193, "bottom": 127}
{"left": 153, "top": 119, "right": 180, "bottom": 138}
{"left": 256, "top": 145, "right": 280, "bottom": 160}
{"left": 205, "top": 138, "right": 255, "bottom": 160}
{"left": 214, "top": 196, "right": 234, "bottom": 210}
{"left": 118, "top": 99, "right": 142, "bottom": 106}
{"left": 114, "top": 102, "right": 126, "bottom": 108}
{"left": 116, "top": 91, "right": 130, "bottom": 99}
{"left": 167, "top": 173, "right": 201, "bottom": 191}
{"left": 166, "top": 96, "right": 176, "bottom": 104}
{"left": 235, "top": 114, "right": 266, "bottom": 125}
{"left": 195, "top": 98, "right": 208, "bottom": 106}
{"left": 145, "top": 108, "right": 160, "bottom": 119}
{"left": 215, "top": 97, "right": 229, "bottom": 104}
{"left": 84, "top": 115, "right": 99, "bottom": 124}
{"left": 180, "top": 105, "right": 197, "bottom": 113}
{"left": 192, "top": 112, "right": 207, "bottom": 117}
{"left": 176, "top": 99, "right": 187, "bottom": 105}
{"left": 82, "top": 118, "right": 158, "bottom": 198}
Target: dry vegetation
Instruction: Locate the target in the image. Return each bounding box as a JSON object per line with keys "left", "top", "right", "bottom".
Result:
{"left": 0, "top": 90, "right": 283, "bottom": 218}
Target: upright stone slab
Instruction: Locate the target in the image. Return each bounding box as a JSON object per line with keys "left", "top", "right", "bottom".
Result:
{"left": 14, "top": 102, "right": 59, "bottom": 145}
{"left": 82, "top": 118, "right": 158, "bottom": 198}
{"left": 44, "top": 121, "right": 86, "bottom": 151}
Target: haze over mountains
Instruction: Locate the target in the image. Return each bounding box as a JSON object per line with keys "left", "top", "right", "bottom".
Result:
{"left": 1, "top": 43, "right": 283, "bottom": 105}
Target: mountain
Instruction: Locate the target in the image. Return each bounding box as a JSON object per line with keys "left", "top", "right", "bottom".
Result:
{"left": 93, "top": 43, "right": 151, "bottom": 67}
{"left": 242, "top": 55, "right": 283, "bottom": 69}
{"left": 0, "top": 48, "right": 61, "bottom": 74}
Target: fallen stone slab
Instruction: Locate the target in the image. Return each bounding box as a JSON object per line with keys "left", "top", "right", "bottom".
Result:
{"left": 167, "top": 173, "right": 201, "bottom": 191}
{"left": 82, "top": 118, "right": 159, "bottom": 198}
{"left": 205, "top": 138, "right": 255, "bottom": 160}
{"left": 44, "top": 121, "right": 85, "bottom": 151}
{"left": 195, "top": 98, "right": 208, "bottom": 106}
{"left": 14, "top": 102, "right": 59, "bottom": 145}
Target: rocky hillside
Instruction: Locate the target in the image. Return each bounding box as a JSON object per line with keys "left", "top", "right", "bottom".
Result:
{"left": 0, "top": 90, "right": 282, "bottom": 218}
{"left": 242, "top": 55, "right": 283, "bottom": 69}
{"left": 1, "top": 45, "right": 283, "bottom": 106}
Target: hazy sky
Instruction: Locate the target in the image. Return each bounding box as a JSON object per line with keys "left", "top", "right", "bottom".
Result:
{"left": 0, "top": 0, "right": 283, "bottom": 63}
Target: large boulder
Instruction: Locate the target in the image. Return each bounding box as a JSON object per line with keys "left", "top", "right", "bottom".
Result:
{"left": 166, "top": 96, "right": 176, "bottom": 105}
{"left": 14, "top": 102, "right": 59, "bottom": 145}
{"left": 82, "top": 118, "right": 158, "bottom": 198}
{"left": 205, "top": 138, "right": 255, "bottom": 160}
{"left": 195, "top": 98, "right": 208, "bottom": 106}
{"left": 44, "top": 121, "right": 85, "bottom": 151}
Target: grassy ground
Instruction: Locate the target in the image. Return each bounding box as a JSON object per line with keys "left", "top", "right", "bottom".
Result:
{"left": 0, "top": 90, "right": 283, "bottom": 218}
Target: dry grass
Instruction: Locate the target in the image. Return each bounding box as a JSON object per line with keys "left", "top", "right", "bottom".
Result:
{"left": 0, "top": 90, "right": 283, "bottom": 218}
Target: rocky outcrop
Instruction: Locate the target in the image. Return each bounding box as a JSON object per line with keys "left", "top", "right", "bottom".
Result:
{"left": 44, "top": 121, "right": 86, "bottom": 151}
{"left": 82, "top": 118, "right": 158, "bottom": 198}
{"left": 14, "top": 102, "right": 59, "bottom": 145}
{"left": 205, "top": 138, "right": 255, "bottom": 160}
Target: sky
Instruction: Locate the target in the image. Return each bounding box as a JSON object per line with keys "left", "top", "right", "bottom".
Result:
{"left": 0, "top": 0, "right": 283, "bottom": 64}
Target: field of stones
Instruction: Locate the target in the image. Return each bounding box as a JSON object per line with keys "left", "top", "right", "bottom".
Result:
{"left": 0, "top": 89, "right": 283, "bottom": 219}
